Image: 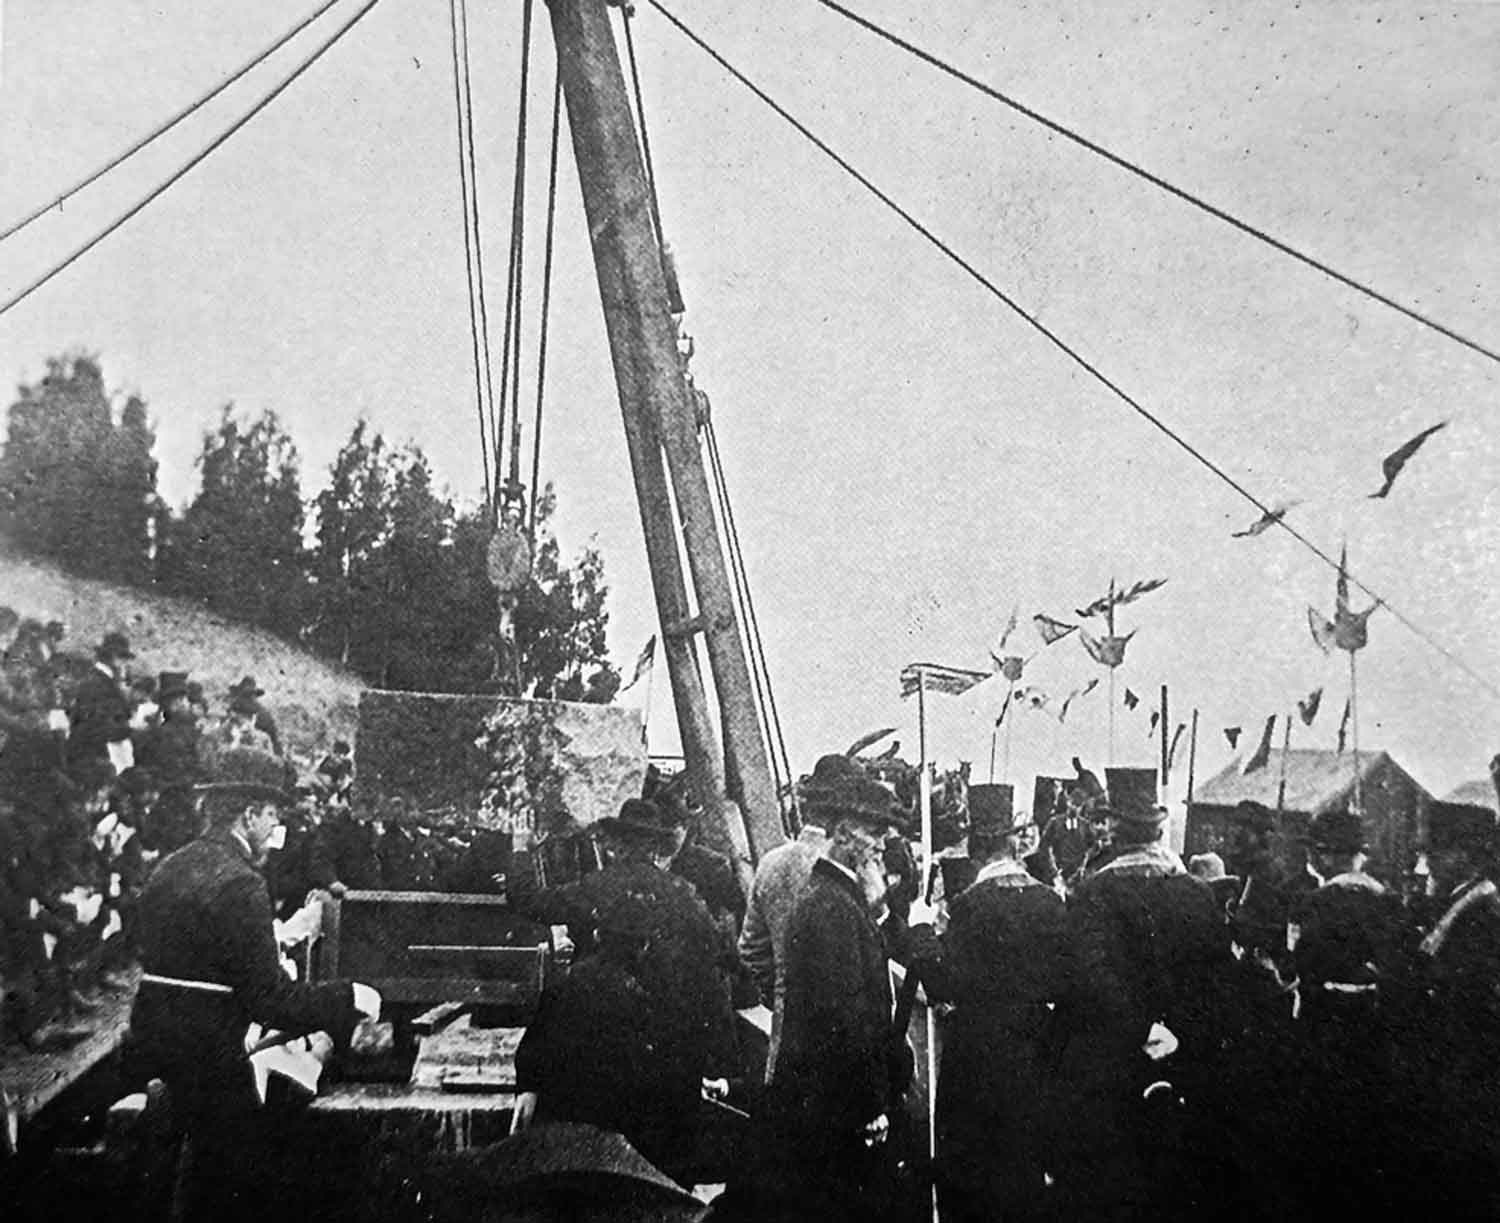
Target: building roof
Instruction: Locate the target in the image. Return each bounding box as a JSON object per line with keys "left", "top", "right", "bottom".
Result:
{"left": 1441, "top": 779, "right": 1498, "bottom": 812}
{"left": 1192, "top": 749, "right": 1424, "bottom": 815}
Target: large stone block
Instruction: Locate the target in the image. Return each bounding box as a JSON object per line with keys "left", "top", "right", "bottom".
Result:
{"left": 354, "top": 690, "right": 646, "bottom": 839}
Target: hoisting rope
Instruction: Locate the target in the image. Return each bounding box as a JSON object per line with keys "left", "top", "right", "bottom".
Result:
{"left": 448, "top": 0, "right": 494, "bottom": 507}
{"left": 620, "top": 5, "right": 666, "bottom": 252}
{"left": 528, "top": 71, "right": 564, "bottom": 544}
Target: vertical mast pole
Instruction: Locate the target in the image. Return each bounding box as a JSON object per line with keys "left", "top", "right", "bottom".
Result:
{"left": 546, "top": 0, "right": 783, "bottom": 859}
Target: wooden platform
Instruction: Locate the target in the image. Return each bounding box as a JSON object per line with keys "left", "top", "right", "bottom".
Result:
{"left": 0, "top": 968, "right": 137, "bottom": 1148}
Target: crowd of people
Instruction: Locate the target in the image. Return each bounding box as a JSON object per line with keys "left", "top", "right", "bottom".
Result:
{"left": 505, "top": 751, "right": 1500, "bottom": 1222}
{"left": 0, "top": 616, "right": 352, "bottom": 1052}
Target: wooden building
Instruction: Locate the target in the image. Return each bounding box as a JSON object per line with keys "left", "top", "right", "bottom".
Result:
{"left": 1186, "top": 748, "right": 1431, "bottom": 883}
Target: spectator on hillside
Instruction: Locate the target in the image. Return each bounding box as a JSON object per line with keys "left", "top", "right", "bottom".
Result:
{"left": 315, "top": 740, "right": 354, "bottom": 806}
{"left": 68, "top": 631, "right": 135, "bottom": 777}
{"left": 208, "top": 676, "right": 282, "bottom": 759}
{"left": 137, "top": 671, "right": 204, "bottom": 852}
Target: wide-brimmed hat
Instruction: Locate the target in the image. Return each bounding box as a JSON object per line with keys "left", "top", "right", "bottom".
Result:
{"left": 97, "top": 631, "right": 134, "bottom": 662}
{"left": 157, "top": 671, "right": 190, "bottom": 702}
{"left": 195, "top": 747, "right": 293, "bottom": 805}
{"left": 798, "top": 754, "right": 865, "bottom": 808}
{"left": 594, "top": 797, "right": 682, "bottom": 848}
{"left": 810, "top": 772, "right": 906, "bottom": 834}
{"left": 1427, "top": 801, "right": 1495, "bottom": 857}
{"left": 1104, "top": 767, "right": 1164, "bottom": 826}
{"left": 1310, "top": 807, "right": 1366, "bottom": 854}
{"left": 969, "top": 783, "right": 1030, "bottom": 840}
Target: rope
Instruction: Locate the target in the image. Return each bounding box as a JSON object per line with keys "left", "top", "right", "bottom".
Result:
{"left": 497, "top": 0, "right": 536, "bottom": 495}
{"left": 0, "top": 0, "right": 350, "bottom": 249}
{"left": 528, "top": 70, "right": 564, "bottom": 544}
{"left": 808, "top": 0, "right": 1500, "bottom": 372}
{"left": 648, "top": 0, "right": 1500, "bottom": 703}
{"left": 448, "top": 0, "right": 492, "bottom": 506}
{"left": 455, "top": 0, "right": 501, "bottom": 515}
{"left": 621, "top": 6, "right": 666, "bottom": 250}
{"left": 0, "top": 0, "right": 385, "bottom": 322}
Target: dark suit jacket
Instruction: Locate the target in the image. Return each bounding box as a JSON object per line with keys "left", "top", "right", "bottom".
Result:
{"left": 129, "top": 829, "right": 354, "bottom": 1121}
{"left": 68, "top": 665, "right": 132, "bottom": 768}
{"left": 774, "top": 857, "right": 894, "bottom": 1139}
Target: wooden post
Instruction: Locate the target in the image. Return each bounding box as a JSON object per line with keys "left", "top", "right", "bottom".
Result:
{"left": 915, "top": 669, "right": 938, "bottom": 1222}
{"left": 1349, "top": 650, "right": 1362, "bottom": 815}
{"left": 547, "top": 0, "right": 783, "bottom": 859}
{"left": 1159, "top": 683, "right": 1169, "bottom": 782}
{"left": 1186, "top": 708, "right": 1200, "bottom": 804}
{"left": 1274, "top": 710, "right": 1293, "bottom": 815}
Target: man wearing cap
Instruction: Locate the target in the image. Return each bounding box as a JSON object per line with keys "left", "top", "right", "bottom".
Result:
{"left": 128, "top": 747, "right": 375, "bottom": 1222}
{"left": 737, "top": 754, "right": 846, "bottom": 1083}
{"left": 907, "top": 783, "right": 1074, "bottom": 1222}
{"left": 760, "top": 769, "right": 905, "bottom": 1219}
{"left": 1062, "top": 767, "right": 1225, "bottom": 1217}
{"left": 67, "top": 631, "right": 134, "bottom": 776}
{"left": 207, "top": 676, "right": 281, "bottom": 763}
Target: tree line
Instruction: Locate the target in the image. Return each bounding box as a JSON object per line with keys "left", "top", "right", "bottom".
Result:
{"left": 0, "top": 352, "right": 620, "bottom": 703}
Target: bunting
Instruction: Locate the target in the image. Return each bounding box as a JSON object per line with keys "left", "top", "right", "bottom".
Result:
{"left": 1081, "top": 628, "right": 1136, "bottom": 669}
{"left": 1056, "top": 678, "right": 1100, "bottom": 724}
{"left": 900, "top": 662, "right": 991, "bottom": 699}
{"left": 1224, "top": 727, "right": 1243, "bottom": 749}
{"left": 1075, "top": 577, "right": 1167, "bottom": 619}
{"left": 1308, "top": 545, "right": 1379, "bottom": 654}
{"left": 1243, "top": 715, "right": 1277, "bottom": 774}
{"left": 994, "top": 606, "right": 1019, "bottom": 654}
{"left": 991, "top": 654, "right": 1026, "bottom": 683}
{"left": 1148, "top": 710, "right": 1161, "bottom": 738}
{"left": 1168, "top": 723, "right": 1187, "bottom": 770}
{"left": 621, "top": 635, "right": 656, "bottom": 691}
{"left": 1232, "top": 501, "right": 1298, "bottom": 538}
{"left": 1123, "top": 688, "right": 1140, "bottom": 711}
{"left": 1369, "top": 421, "right": 1447, "bottom": 499}
{"left": 1298, "top": 687, "right": 1323, "bottom": 727}
{"left": 1033, "top": 614, "right": 1078, "bottom": 646}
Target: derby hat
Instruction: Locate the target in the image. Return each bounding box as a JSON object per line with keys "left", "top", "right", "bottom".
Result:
{"left": 594, "top": 797, "right": 682, "bottom": 848}
{"left": 1309, "top": 807, "right": 1366, "bottom": 854}
{"left": 1427, "top": 801, "right": 1495, "bottom": 857}
{"left": 196, "top": 747, "right": 294, "bottom": 805}
{"left": 157, "top": 671, "right": 190, "bottom": 703}
{"left": 97, "top": 631, "right": 134, "bottom": 661}
{"left": 807, "top": 770, "right": 905, "bottom": 834}
{"left": 1232, "top": 799, "right": 1277, "bottom": 834}
{"left": 968, "top": 783, "right": 1030, "bottom": 840}
{"left": 798, "top": 754, "right": 864, "bottom": 807}
{"left": 1104, "top": 767, "right": 1164, "bottom": 826}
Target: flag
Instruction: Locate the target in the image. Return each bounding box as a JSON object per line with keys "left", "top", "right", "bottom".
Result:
{"left": 1233, "top": 501, "right": 1298, "bottom": 538}
{"left": 1336, "top": 697, "right": 1352, "bottom": 754}
{"left": 1075, "top": 577, "right": 1167, "bottom": 619}
{"left": 1308, "top": 607, "right": 1337, "bottom": 654}
{"left": 1168, "top": 723, "right": 1187, "bottom": 770}
{"left": 1056, "top": 678, "right": 1099, "bottom": 724}
{"left": 1148, "top": 710, "right": 1160, "bottom": 738}
{"left": 1081, "top": 629, "right": 1136, "bottom": 669}
{"left": 1369, "top": 421, "right": 1447, "bottom": 499}
{"left": 1033, "top": 613, "right": 1078, "bottom": 646}
{"left": 1298, "top": 687, "right": 1323, "bottom": 726}
{"left": 994, "top": 606, "right": 1019, "bottom": 654}
{"left": 990, "top": 653, "right": 1026, "bottom": 683}
{"left": 1309, "top": 545, "right": 1378, "bottom": 653}
{"left": 621, "top": 635, "right": 656, "bottom": 691}
{"left": 1015, "top": 685, "right": 1052, "bottom": 714}
{"left": 1243, "top": 715, "right": 1277, "bottom": 774}
{"left": 1123, "top": 688, "right": 1140, "bottom": 711}
{"left": 1224, "top": 727, "right": 1242, "bottom": 749}
{"left": 900, "top": 662, "right": 990, "bottom": 699}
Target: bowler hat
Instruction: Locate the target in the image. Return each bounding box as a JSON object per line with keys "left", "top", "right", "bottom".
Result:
{"left": 968, "top": 784, "right": 1030, "bottom": 840}
{"left": 157, "top": 671, "right": 190, "bottom": 703}
{"left": 1104, "top": 768, "right": 1164, "bottom": 826}
{"left": 97, "top": 631, "right": 134, "bottom": 661}
{"left": 808, "top": 771, "right": 905, "bottom": 834}
{"left": 1310, "top": 807, "right": 1366, "bottom": 854}
{"left": 595, "top": 798, "right": 682, "bottom": 848}
{"left": 1232, "top": 800, "right": 1276, "bottom": 834}
{"left": 1428, "top": 801, "right": 1494, "bottom": 857}
{"left": 798, "top": 754, "right": 864, "bottom": 807}
{"left": 196, "top": 747, "right": 293, "bottom": 805}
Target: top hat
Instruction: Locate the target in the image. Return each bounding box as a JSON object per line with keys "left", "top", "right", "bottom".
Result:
{"left": 158, "top": 671, "right": 190, "bottom": 703}
{"left": 1104, "top": 767, "right": 1164, "bottom": 826}
{"left": 97, "top": 631, "right": 134, "bottom": 662}
{"left": 195, "top": 747, "right": 293, "bottom": 805}
{"left": 968, "top": 784, "right": 1030, "bottom": 840}
{"left": 1310, "top": 807, "right": 1366, "bottom": 854}
{"left": 1427, "top": 801, "right": 1495, "bottom": 857}
{"left": 1032, "top": 776, "right": 1069, "bottom": 827}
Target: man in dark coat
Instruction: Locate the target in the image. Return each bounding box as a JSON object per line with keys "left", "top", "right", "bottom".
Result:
{"left": 757, "top": 771, "right": 906, "bottom": 1221}
{"left": 67, "top": 631, "right": 134, "bottom": 777}
{"left": 127, "top": 748, "right": 372, "bottom": 1223}
{"left": 908, "top": 782, "right": 1075, "bottom": 1222}
{"left": 136, "top": 671, "right": 204, "bottom": 852}
{"left": 1063, "top": 768, "right": 1225, "bottom": 1220}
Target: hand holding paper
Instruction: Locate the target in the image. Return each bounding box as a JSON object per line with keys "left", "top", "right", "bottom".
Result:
{"left": 352, "top": 982, "right": 382, "bottom": 1022}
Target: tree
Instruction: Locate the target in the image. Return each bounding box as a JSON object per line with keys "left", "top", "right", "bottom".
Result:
{"left": 309, "top": 420, "right": 392, "bottom": 666}
{"left": 168, "top": 406, "right": 307, "bottom": 637}
{"left": 0, "top": 353, "right": 158, "bottom": 582}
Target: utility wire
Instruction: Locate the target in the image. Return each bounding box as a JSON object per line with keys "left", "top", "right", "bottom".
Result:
{"left": 0, "top": 0, "right": 349, "bottom": 249}
{"left": 528, "top": 70, "right": 563, "bottom": 544}
{"left": 0, "top": 0, "right": 384, "bottom": 322}
{"left": 648, "top": 0, "right": 1500, "bottom": 702}
{"left": 808, "top": 0, "right": 1500, "bottom": 371}
{"left": 621, "top": 6, "right": 666, "bottom": 251}
{"left": 496, "top": 0, "right": 535, "bottom": 492}
{"left": 448, "top": 0, "right": 492, "bottom": 507}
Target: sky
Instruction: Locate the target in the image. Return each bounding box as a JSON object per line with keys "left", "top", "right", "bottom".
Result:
{"left": 1, "top": 0, "right": 1499, "bottom": 803}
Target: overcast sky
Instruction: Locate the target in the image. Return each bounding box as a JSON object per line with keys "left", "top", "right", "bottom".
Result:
{"left": 2, "top": 0, "right": 1498, "bottom": 800}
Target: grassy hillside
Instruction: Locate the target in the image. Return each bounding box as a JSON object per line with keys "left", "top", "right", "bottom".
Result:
{"left": 0, "top": 541, "right": 362, "bottom": 759}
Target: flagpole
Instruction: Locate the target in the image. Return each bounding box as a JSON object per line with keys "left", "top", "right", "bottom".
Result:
{"left": 915, "top": 668, "right": 938, "bottom": 1221}
{"left": 640, "top": 653, "right": 657, "bottom": 748}
{"left": 1186, "top": 708, "right": 1199, "bottom": 804}
{"left": 1107, "top": 668, "right": 1116, "bottom": 767}
{"left": 1159, "top": 684, "right": 1169, "bottom": 783}
{"left": 1004, "top": 680, "right": 1017, "bottom": 781}
{"left": 1348, "top": 650, "right": 1362, "bottom": 814}
{"left": 1275, "top": 711, "right": 1292, "bottom": 816}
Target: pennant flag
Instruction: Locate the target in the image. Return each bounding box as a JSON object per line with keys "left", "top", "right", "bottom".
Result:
{"left": 1123, "top": 688, "right": 1140, "bottom": 711}
{"left": 1298, "top": 687, "right": 1323, "bottom": 727}
{"left": 1368, "top": 420, "right": 1447, "bottom": 499}
{"left": 845, "top": 727, "right": 897, "bottom": 757}
{"left": 900, "top": 662, "right": 990, "bottom": 699}
{"left": 1168, "top": 723, "right": 1187, "bottom": 770}
{"left": 990, "top": 653, "right": 1026, "bottom": 683}
{"left": 994, "top": 606, "right": 1019, "bottom": 654}
{"left": 1056, "top": 678, "right": 1100, "bottom": 724}
{"left": 1075, "top": 577, "right": 1167, "bottom": 619}
{"left": 1309, "top": 545, "right": 1379, "bottom": 653}
{"left": 1308, "top": 607, "right": 1337, "bottom": 654}
{"left": 1224, "top": 727, "right": 1243, "bottom": 749}
{"left": 1233, "top": 501, "right": 1299, "bottom": 539}
{"left": 1081, "top": 629, "right": 1136, "bottom": 669}
{"left": 1148, "top": 710, "right": 1161, "bottom": 738}
{"left": 1033, "top": 613, "right": 1078, "bottom": 646}
{"left": 1243, "top": 715, "right": 1278, "bottom": 774}
{"left": 1336, "top": 697, "right": 1352, "bottom": 754}
{"left": 621, "top": 635, "right": 656, "bottom": 691}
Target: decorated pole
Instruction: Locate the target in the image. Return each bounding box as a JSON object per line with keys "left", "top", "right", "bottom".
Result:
{"left": 1159, "top": 684, "right": 1170, "bottom": 783}
{"left": 1186, "top": 708, "right": 1200, "bottom": 804}
{"left": 1308, "top": 543, "right": 1376, "bottom": 817}
{"left": 1349, "top": 650, "right": 1362, "bottom": 814}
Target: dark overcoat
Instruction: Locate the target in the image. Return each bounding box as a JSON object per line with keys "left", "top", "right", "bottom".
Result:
{"left": 67, "top": 665, "right": 131, "bottom": 770}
